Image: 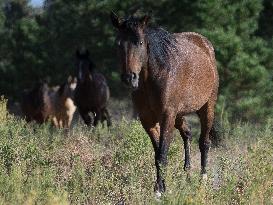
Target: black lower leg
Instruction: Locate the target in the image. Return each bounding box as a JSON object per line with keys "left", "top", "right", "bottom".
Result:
{"left": 104, "top": 108, "right": 112, "bottom": 127}
{"left": 79, "top": 109, "right": 92, "bottom": 126}
{"left": 155, "top": 154, "right": 166, "bottom": 193}
{"left": 199, "top": 139, "right": 210, "bottom": 174}
{"left": 182, "top": 130, "right": 192, "bottom": 171}
{"left": 93, "top": 112, "right": 101, "bottom": 126}
{"left": 83, "top": 115, "right": 92, "bottom": 126}
{"left": 154, "top": 111, "right": 174, "bottom": 194}
{"left": 154, "top": 136, "right": 170, "bottom": 193}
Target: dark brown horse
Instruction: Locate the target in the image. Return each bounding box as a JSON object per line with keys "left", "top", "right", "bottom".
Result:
{"left": 74, "top": 50, "right": 111, "bottom": 127}
{"left": 111, "top": 13, "right": 219, "bottom": 196}
{"left": 21, "top": 81, "right": 51, "bottom": 124}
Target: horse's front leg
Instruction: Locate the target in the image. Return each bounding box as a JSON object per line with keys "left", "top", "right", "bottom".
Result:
{"left": 101, "top": 108, "right": 112, "bottom": 127}
{"left": 139, "top": 118, "right": 160, "bottom": 195}
{"left": 93, "top": 110, "right": 102, "bottom": 127}
{"left": 155, "top": 111, "right": 175, "bottom": 196}
{"left": 137, "top": 107, "right": 160, "bottom": 197}
{"left": 78, "top": 108, "right": 92, "bottom": 126}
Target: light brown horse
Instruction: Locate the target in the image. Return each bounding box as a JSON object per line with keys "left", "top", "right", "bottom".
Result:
{"left": 74, "top": 50, "right": 111, "bottom": 127}
{"left": 49, "top": 76, "right": 77, "bottom": 128}
{"left": 111, "top": 13, "right": 219, "bottom": 196}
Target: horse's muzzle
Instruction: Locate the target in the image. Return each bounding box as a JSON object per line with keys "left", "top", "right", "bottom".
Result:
{"left": 121, "top": 72, "right": 139, "bottom": 89}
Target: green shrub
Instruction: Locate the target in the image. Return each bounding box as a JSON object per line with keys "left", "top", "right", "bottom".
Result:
{"left": 0, "top": 99, "right": 272, "bottom": 204}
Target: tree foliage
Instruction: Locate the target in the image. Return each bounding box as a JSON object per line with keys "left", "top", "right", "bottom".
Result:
{"left": 0, "top": 0, "right": 272, "bottom": 121}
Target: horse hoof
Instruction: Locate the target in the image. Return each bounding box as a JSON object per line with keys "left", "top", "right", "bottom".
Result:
{"left": 186, "top": 172, "right": 191, "bottom": 182}
{"left": 155, "top": 191, "right": 162, "bottom": 201}
{"left": 201, "top": 173, "right": 208, "bottom": 181}
{"left": 115, "top": 200, "right": 125, "bottom": 205}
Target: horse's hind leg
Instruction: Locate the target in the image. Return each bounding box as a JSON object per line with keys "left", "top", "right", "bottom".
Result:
{"left": 93, "top": 111, "right": 102, "bottom": 127}
{"left": 197, "top": 99, "right": 215, "bottom": 180}
{"left": 175, "top": 116, "right": 192, "bottom": 172}
{"left": 102, "top": 108, "right": 112, "bottom": 127}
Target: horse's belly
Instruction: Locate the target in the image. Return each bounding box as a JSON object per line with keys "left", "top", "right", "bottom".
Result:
{"left": 176, "top": 73, "right": 215, "bottom": 113}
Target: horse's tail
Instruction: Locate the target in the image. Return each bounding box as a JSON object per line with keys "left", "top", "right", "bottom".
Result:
{"left": 210, "top": 118, "right": 224, "bottom": 147}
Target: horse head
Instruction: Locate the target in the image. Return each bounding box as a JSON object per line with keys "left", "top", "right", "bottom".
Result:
{"left": 111, "top": 12, "right": 151, "bottom": 89}
{"left": 75, "top": 49, "right": 94, "bottom": 83}
{"left": 58, "top": 76, "right": 77, "bottom": 100}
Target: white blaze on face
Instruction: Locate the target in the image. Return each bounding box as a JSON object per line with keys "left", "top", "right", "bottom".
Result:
{"left": 70, "top": 82, "right": 77, "bottom": 90}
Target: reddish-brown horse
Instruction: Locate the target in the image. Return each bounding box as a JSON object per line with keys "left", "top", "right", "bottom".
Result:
{"left": 74, "top": 50, "right": 111, "bottom": 127}
{"left": 21, "top": 81, "right": 51, "bottom": 124}
{"left": 111, "top": 13, "right": 219, "bottom": 196}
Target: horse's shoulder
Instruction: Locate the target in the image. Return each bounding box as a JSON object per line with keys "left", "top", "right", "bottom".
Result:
{"left": 173, "top": 32, "right": 214, "bottom": 57}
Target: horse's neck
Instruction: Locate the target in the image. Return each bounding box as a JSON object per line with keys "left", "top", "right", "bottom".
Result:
{"left": 140, "top": 64, "right": 168, "bottom": 88}
{"left": 79, "top": 79, "right": 94, "bottom": 90}
{"left": 80, "top": 72, "right": 94, "bottom": 84}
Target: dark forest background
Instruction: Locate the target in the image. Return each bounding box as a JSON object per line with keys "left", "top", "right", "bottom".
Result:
{"left": 0, "top": 0, "right": 272, "bottom": 121}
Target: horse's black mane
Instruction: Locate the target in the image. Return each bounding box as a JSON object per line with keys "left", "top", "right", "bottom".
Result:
{"left": 145, "top": 27, "right": 177, "bottom": 69}
{"left": 121, "top": 16, "right": 178, "bottom": 69}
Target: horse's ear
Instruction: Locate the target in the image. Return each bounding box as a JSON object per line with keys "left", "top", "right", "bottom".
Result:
{"left": 140, "top": 15, "right": 150, "bottom": 27}
{"left": 111, "top": 11, "right": 122, "bottom": 29}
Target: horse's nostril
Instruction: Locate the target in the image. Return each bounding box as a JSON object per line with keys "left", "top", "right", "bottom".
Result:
{"left": 132, "top": 73, "right": 137, "bottom": 80}
{"left": 121, "top": 73, "right": 138, "bottom": 86}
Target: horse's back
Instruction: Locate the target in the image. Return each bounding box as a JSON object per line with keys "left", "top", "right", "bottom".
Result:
{"left": 176, "top": 32, "right": 213, "bottom": 53}
{"left": 178, "top": 32, "right": 219, "bottom": 85}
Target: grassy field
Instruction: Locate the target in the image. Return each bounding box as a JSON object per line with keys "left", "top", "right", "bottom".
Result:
{"left": 0, "top": 98, "right": 272, "bottom": 204}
